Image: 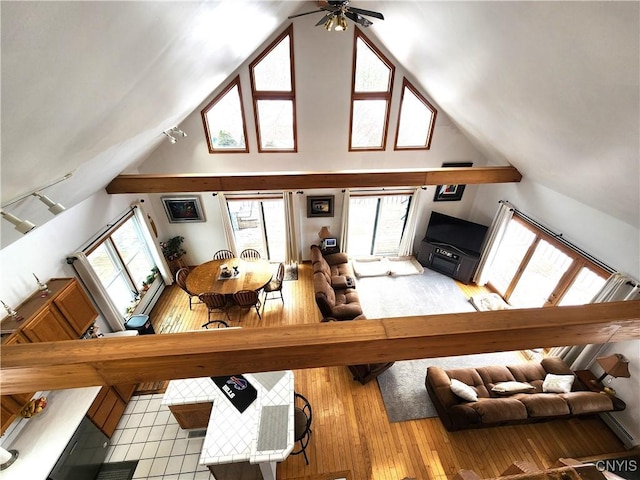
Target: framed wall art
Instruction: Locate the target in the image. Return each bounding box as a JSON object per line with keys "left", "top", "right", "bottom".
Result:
{"left": 433, "top": 162, "right": 473, "bottom": 202}
{"left": 161, "top": 196, "right": 206, "bottom": 223}
{"left": 307, "top": 195, "right": 335, "bottom": 217}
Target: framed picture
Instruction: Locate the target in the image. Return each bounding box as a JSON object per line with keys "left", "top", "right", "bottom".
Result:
{"left": 434, "top": 162, "right": 473, "bottom": 202}
{"left": 307, "top": 195, "right": 335, "bottom": 217}
{"left": 161, "top": 196, "right": 206, "bottom": 223}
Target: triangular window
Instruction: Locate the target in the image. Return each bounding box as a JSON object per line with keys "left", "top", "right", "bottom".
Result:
{"left": 395, "top": 78, "right": 437, "bottom": 150}
{"left": 350, "top": 29, "right": 395, "bottom": 150}
{"left": 250, "top": 25, "right": 297, "bottom": 152}
{"left": 201, "top": 76, "right": 249, "bottom": 153}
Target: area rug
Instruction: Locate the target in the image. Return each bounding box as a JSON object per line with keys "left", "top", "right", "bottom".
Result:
{"left": 377, "top": 351, "right": 526, "bottom": 423}
{"left": 284, "top": 263, "right": 298, "bottom": 281}
{"left": 356, "top": 267, "right": 476, "bottom": 318}
{"left": 96, "top": 461, "right": 139, "bottom": 480}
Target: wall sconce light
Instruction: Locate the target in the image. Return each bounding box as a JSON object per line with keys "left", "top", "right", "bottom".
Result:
{"left": 32, "top": 191, "right": 65, "bottom": 215}
{"left": 0, "top": 211, "right": 36, "bottom": 234}
{"left": 163, "top": 126, "right": 187, "bottom": 144}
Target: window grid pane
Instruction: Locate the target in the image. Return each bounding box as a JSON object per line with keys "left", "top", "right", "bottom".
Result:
{"left": 373, "top": 196, "right": 410, "bottom": 256}
{"left": 487, "top": 221, "right": 536, "bottom": 295}
{"left": 509, "top": 240, "right": 574, "bottom": 308}
{"left": 396, "top": 87, "right": 434, "bottom": 147}
{"left": 257, "top": 100, "right": 294, "bottom": 149}
{"left": 351, "top": 100, "right": 387, "bottom": 148}
{"left": 204, "top": 84, "right": 247, "bottom": 150}
{"left": 355, "top": 38, "right": 391, "bottom": 92}
{"left": 558, "top": 267, "right": 607, "bottom": 306}
{"left": 253, "top": 39, "right": 291, "bottom": 91}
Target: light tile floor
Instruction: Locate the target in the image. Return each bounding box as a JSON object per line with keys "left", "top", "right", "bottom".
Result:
{"left": 104, "top": 393, "right": 213, "bottom": 480}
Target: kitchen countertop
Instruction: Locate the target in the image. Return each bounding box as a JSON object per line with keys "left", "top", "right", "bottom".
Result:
{"left": 0, "top": 386, "right": 101, "bottom": 480}
{"left": 162, "top": 371, "right": 294, "bottom": 469}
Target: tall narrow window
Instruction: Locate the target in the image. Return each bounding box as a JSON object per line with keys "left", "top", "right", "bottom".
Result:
{"left": 350, "top": 29, "right": 395, "bottom": 151}
{"left": 249, "top": 26, "right": 297, "bottom": 152}
{"left": 395, "top": 78, "right": 437, "bottom": 150}
{"left": 201, "top": 76, "right": 249, "bottom": 153}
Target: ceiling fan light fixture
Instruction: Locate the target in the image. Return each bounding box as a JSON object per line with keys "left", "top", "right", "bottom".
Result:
{"left": 335, "top": 15, "right": 348, "bottom": 31}
{"left": 324, "top": 16, "right": 334, "bottom": 31}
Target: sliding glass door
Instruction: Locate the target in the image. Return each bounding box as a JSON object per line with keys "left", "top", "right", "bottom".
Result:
{"left": 226, "top": 198, "right": 285, "bottom": 261}
{"left": 347, "top": 194, "right": 411, "bottom": 256}
{"left": 487, "top": 216, "right": 608, "bottom": 307}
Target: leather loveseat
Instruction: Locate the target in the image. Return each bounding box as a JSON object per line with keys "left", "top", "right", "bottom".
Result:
{"left": 426, "top": 356, "right": 623, "bottom": 431}
{"left": 310, "top": 245, "right": 363, "bottom": 321}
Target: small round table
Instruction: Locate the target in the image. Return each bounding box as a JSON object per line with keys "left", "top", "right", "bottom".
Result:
{"left": 186, "top": 258, "right": 273, "bottom": 296}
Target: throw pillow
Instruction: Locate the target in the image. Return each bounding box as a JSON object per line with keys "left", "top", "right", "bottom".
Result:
{"left": 450, "top": 378, "right": 478, "bottom": 402}
{"left": 542, "top": 373, "right": 574, "bottom": 393}
{"left": 492, "top": 381, "right": 536, "bottom": 395}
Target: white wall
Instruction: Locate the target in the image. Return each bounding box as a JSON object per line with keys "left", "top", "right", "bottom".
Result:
{"left": 592, "top": 340, "right": 640, "bottom": 446}
{"left": 0, "top": 190, "right": 148, "bottom": 333}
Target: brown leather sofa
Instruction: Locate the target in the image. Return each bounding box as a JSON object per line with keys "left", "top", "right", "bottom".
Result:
{"left": 310, "top": 245, "right": 363, "bottom": 321}
{"left": 426, "top": 357, "right": 623, "bottom": 431}
{"left": 310, "top": 245, "right": 393, "bottom": 383}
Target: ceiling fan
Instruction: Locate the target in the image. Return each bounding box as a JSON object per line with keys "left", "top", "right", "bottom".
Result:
{"left": 288, "top": 0, "right": 384, "bottom": 31}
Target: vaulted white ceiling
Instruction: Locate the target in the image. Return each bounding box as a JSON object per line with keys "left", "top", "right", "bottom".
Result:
{"left": 2, "top": 1, "right": 638, "bottom": 243}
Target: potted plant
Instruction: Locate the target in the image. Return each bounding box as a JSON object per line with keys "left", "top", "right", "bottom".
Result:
{"left": 160, "top": 236, "right": 187, "bottom": 274}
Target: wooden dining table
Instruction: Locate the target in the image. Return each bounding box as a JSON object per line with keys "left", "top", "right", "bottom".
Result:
{"left": 186, "top": 258, "right": 274, "bottom": 296}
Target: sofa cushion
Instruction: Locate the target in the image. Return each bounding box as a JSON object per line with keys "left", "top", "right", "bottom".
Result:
{"left": 518, "top": 393, "right": 570, "bottom": 417}
{"left": 492, "top": 381, "right": 536, "bottom": 395}
{"left": 559, "top": 391, "right": 614, "bottom": 414}
{"left": 543, "top": 374, "right": 575, "bottom": 393}
{"left": 508, "top": 362, "right": 548, "bottom": 392}
{"left": 450, "top": 379, "right": 478, "bottom": 402}
{"left": 448, "top": 368, "right": 491, "bottom": 398}
{"left": 477, "top": 366, "right": 517, "bottom": 396}
{"left": 541, "top": 357, "right": 575, "bottom": 375}
{"left": 469, "top": 397, "right": 528, "bottom": 424}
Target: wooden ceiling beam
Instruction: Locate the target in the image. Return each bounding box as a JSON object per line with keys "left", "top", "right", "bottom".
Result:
{"left": 105, "top": 166, "right": 522, "bottom": 194}
{"left": 1, "top": 301, "right": 638, "bottom": 395}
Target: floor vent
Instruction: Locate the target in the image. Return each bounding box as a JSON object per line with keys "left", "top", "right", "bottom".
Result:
{"left": 187, "top": 429, "right": 207, "bottom": 439}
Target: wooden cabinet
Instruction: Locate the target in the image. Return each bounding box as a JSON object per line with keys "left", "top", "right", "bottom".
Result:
{"left": 0, "top": 278, "right": 99, "bottom": 434}
{"left": 169, "top": 402, "right": 213, "bottom": 430}
{"left": 88, "top": 383, "right": 137, "bottom": 438}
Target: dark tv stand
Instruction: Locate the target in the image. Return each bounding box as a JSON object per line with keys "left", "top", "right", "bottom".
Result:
{"left": 417, "top": 241, "right": 480, "bottom": 285}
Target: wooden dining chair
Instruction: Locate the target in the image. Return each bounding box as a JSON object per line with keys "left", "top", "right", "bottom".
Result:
{"left": 175, "top": 268, "right": 201, "bottom": 310}
{"left": 232, "top": 289, "right": 262, "bottom": 320}
{"left": 240, "top": 248, "right": 261, "bottom": 261}
{"left": 199, "top": 292, "right": 231, "bottom": 322}
{"left": 213, "top": 249, "right": 235, "bottom": 260}
{"left": 262, "top": 262, "right": 285, "bottom": 312}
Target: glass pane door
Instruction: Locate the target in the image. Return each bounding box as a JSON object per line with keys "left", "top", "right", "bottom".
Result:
{"left": 558, "top": 267, "right": 607, "bottom": 306}
{"left": 227, "top": 199, "right": 285, "bottom": 261}
{"left": 347, "top": 195, "right": 410, "bottom": 256}
{"left": 508, "top": 239, "right": 574, "bottom": 308}
{"left": 487, "top": 220, "right": 536, "bottom": 295}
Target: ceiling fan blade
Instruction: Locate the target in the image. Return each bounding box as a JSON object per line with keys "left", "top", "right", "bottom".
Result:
{"left": 288, "top": 9, "right": 324, "bottom": 19}
{"left": 315, "top": 12, "right": 335, "bottom": 27}
{"left": 347, "top": 7, "right": 384, "bottom": 20}
{"left": 344, "top": 11, "right": 373, "bottom": 27}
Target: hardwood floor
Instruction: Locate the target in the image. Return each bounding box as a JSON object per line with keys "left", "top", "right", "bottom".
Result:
{"left": 145, "top": 262, "right": 625, "bottom": 480}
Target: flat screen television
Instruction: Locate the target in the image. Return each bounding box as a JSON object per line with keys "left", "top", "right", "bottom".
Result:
{"left": 424, "top": 211, "right": 488, "bottom": 255}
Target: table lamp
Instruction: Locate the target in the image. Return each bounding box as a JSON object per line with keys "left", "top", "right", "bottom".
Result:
{"left": 594, "top": 353, "right": 630, "bottom": 384}
{"left": 318, "top": 226, "right": 332, "bottom": 240}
